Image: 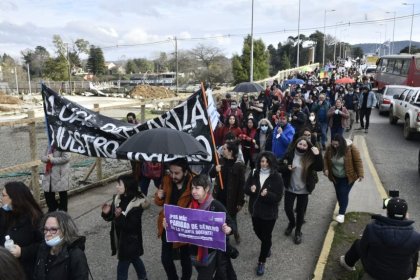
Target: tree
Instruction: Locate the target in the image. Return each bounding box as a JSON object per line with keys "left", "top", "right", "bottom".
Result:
{"left": 351, "top": 46, "right": 364, "bottom": 59}
{"left": 21, "top": 46, "right": 50, "bottom": 77}
{"left": 133, "top": 58, "right": 154, "bottom": 73}
{"left": 125, "top": 60, "right": 138, "bottom": 74}
{"left": 399, "top": 46, "right": 420, "bottom": 54}
{"left": 232, "top": 35, "right": 269, "bottom": 84}
{"left": 87, "top": 45, "right": 106, "bottom": 75}
{"left": 44, "top": 56, "right": 69, "bottom": 80}
{"left": 280, "top": 53, "right": 291, "bottom": 70}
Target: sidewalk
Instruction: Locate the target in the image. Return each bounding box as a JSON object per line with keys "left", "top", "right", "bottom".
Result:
{"left": 312, "top": 134, "right": 413, "bottom": 279}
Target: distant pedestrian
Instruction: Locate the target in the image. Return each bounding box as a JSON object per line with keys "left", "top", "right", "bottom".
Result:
{"left": 279, "top": 137, "right": 323, "bottom": 245}
{"left": 327, "top": 99, "right": 349, "bottom": 139}
{"left": 244, "top": 151, "right": 284, "bottom": 276}
{"left": 101, "top": 175, "right": 149, "bottom": 280}
{"left": 239, "top": 117, "right": 257, "bottom": 169}
{"left": 254, "top": 118, "right": 273, "bottom": 154}
{"left": 41, "top": 146, "right": 71, "bottom": 212}
{"left": 311, "top": 93, "right": 330, "bottom": 149}
{"left": 272, "top": 113, "right": 295, "bottom": 160}
{"left": 342, "top": 87, "right": 359, "bottom": 131}
{"left": 356, "top": 86, "right": 377, "bottom": 133}
{"left": 126, "top": 112, "right": 138, "bottom": 124}
{"left": 323, "top": 134, "right": 364, "bottom": 224}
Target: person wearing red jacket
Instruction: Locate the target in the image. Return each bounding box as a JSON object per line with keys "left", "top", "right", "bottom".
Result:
{"left": 239, "top": 117, "right": 257, "bottom": 169}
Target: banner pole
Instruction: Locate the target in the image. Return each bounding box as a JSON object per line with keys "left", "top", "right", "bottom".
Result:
{"left": 200, "top": 83, "right": 224, "bottom": 189}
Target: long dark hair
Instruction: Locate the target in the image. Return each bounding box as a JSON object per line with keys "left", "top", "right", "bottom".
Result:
{"left": 117, "top": 175, "right": 144, "bottom": 199}
{"left": 331, "top": 134, "right": 347, "bottom": 158}
{"left": 4, "top": 181, "right": 43, "bottom": 227}
{"left": 255, "top": 151, "right": 277, "bottom": 173}
{"left": 290, "top": 136, "right": 316, "bottom": 181}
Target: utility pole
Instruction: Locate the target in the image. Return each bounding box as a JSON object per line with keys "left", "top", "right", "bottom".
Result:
{"left": 27, "top": 64, "right": 32, "bottom": 95}
{"left": 175, "top": 36, "right": 178, "bottom": 94}
{"left": 14, "top": 66, "right": 19, "bottom": 94}
{"left": 250, "top": 0, "right": 254, "bottom": 82}
{"left": 296, "top": 0, "right": 301, "bottom": 67}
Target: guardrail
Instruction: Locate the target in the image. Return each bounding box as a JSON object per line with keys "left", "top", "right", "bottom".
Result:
{"left": 255, "top": 63, "right": 320, "bottom": 86}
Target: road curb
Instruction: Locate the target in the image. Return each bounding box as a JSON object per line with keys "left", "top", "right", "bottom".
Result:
{"left": 312, "top": 135, "right": 389, "bottom": 280}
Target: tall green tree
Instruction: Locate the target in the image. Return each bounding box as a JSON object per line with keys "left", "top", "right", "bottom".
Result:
{"left": 232, "top": 35, "right": 269, "bottom": 84}
{"left": 87, "top": 45, "right": 106, "bottom": 75}
{"left": 21, "top": 46, "right": 50, "bottom": 77}
{"left": 351, "top": 46, "right": 364, "bottom": 59}
{"left": 133, "top": 58, "right": 154, "bottom": 73}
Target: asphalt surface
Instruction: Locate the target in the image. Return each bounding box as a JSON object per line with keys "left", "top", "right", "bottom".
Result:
{"left": 66, "top": 108, "right": 420, "bottom": 280}
{"left": 70, "top": 169, "right": 337, "bottom": 280}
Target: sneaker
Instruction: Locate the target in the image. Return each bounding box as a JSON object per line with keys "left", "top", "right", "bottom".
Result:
{"left": 355, "top": 127, "right": 364, "bottom": 130}
{"left": 335, "top": 214, "right": 345, "bottom": 223}
{"left": 364, "top": 129, "right": 368, "bottom": 133}
{"left": 340, "top": 255, "right": 356, "bottom": 271}
{"left": 256, "top": 262, "right": 265, "bottom": 276}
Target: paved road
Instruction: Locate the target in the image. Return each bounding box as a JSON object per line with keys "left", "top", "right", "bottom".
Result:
{"left": 64, "top": 108, "right": 420, "bottom": 280}
{"left": 71, "top": 170, "right": 337, "bottom": 280}
{"left": 362, "top": 109, "right": 420, "bottom": 229}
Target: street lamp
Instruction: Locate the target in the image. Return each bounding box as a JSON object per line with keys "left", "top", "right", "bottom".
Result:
{"left": 323, "top": 9, "right": 336, "bottom": 66}
{"left": 333, "top": 21, "right": 343, "bottom": 62}
{"left": 250, "top": 0, "right": 254, "bottom": 82}
{"left": 296, "top": 0, "right": 301, "bottom": 67}
{"left": 375, "top": 32, "right": 382, "bottom": 56}
{"left": 386, "top": 11, "right": 396, "bottom": 54}
{"left": 402, "top": 3, "right": 414, "bottom": 54}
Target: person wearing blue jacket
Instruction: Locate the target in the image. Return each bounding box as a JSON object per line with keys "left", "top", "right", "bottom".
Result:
{"left": 356, "top": 86, "right": 377, "bottom": 133}
{"left": 272, "top": 114, "right": 295, "bottom": 160}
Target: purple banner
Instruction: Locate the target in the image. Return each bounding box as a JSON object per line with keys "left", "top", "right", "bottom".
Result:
{"left": 164, "top": 204, "right": 226, "bottom": 251}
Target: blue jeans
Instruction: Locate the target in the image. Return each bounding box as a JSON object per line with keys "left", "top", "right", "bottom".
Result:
{"left": 117, "top": 257, "right": 147, "bottom": 280}
{"left": 139, "top": 177, "right": 162, "bottom": 196}
{"left": 319, "top": 122, "right": 328, "bottom": 146}
{"left": 333, "top": 177, "right": 354, "bottom": 215}
{"left": 330, "top": 126, "right": 344, "bottom": 140}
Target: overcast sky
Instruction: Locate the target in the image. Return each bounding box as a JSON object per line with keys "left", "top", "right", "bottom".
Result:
{"left": 1, "top": 0, "right": 419, "bottom": 62}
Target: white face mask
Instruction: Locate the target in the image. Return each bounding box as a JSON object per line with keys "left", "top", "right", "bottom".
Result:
{"left": 309, "top": 116, "right": 315, "bottom": 122}
{"left": 45, "top": 236, "right": 63, "bottom": 247}
{"left": 261, "top": 125, "right": 268, "bottom": 132}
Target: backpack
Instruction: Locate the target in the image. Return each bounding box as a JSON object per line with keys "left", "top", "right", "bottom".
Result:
{"left": 141, "top": 162, "right": 163, "bottom": 179}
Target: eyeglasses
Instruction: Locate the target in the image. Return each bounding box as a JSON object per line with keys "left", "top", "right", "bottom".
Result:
{"left": 43, "top": 227, "right": 60, "bottom": 234}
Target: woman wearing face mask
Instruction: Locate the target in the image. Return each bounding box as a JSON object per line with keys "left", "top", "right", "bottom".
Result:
{"left": 244, "top": 151, "right": 284, "bottom": 276}
{"left": 33, "top": 211, "right": 89, "bottom": 280}
{"left": 279, "top": 137, "right": 323, "bottom": 245}
{"left": 0, "top": 181, "right": 43, "bottom": 280}
{"left": 323, "top": 134, "right": 364, "bottom": 224}
{"left": 101, "top": 175, "right": 149, "bottom": 280}
{"left": 307, "top": 113, "right": 322, "bottom": 147}
{"left": 254, "top": 118, "right": 273, "bottom": 154}
{"left": 327, "top": 99, "right": 349, "bottom": 139}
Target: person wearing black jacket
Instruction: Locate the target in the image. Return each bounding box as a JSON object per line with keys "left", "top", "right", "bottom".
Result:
{"left": 187, "top": 174, "right": 237, "bottom": 280}
{"left": 33, "top": 211, "right": 89, "bottom": 280}
{"left": 340, "top": 197, "right": 420, "bottom": 280}
{"left": 244, "top": 151, "right": 284, "bottom": 276}
{"left": 0, "top": 181, "right": 43, "bottom": 280}
{"left": 279, "top": 137, "right": 323, "bottom": 245}
{"left": 254, "top": 118, "right": 273, "bottom": 154}
{"left": 101, "top": 175, "right": 149, "bottom": 280}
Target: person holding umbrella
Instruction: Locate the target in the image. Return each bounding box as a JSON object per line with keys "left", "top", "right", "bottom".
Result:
{"left": 154, "top": 158, "right": 194, "bottom": 280}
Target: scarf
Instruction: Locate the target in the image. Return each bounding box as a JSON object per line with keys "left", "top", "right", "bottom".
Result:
{"left": 45, "top": 147, "right": 55, "bottom": 174}
{"left": 191, "top": 193, "right": 214, "bottom": 262}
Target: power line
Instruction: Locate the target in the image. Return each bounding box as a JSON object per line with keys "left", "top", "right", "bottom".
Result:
{"left": 100, "top": 12, "right": 419, "bottom": 50}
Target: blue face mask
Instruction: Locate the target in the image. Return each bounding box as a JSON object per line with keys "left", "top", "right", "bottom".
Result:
{"left": 45, "top": 236, "right": 63, "bottom": 247}
{"left": 2, "top": 204, "right": 12, "bottom": 211}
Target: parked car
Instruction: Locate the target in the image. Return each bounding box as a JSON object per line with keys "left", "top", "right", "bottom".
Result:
{"left": 364, "top": 65, "right": 377, "bottom": 78}
{"left": 376, "top": 85, "right": 410, "bottom": 115}
{"left": 389, "top": 87, "right": 420, "bottom": 139}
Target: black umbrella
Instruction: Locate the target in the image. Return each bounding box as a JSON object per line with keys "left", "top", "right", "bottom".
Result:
{"left": 232, "top": 82, "right": 264, "bottom": 93}
{"left": 116, "top": 127, "right": 209, "bottom": 161}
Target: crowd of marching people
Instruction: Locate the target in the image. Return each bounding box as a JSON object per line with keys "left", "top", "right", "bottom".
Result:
{"left": 3, "top": 67, "right": 418, "bottom": 280}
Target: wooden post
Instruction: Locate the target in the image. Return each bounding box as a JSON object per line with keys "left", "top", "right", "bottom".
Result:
{"left": 94, "top": 104, "right": 103, "bottom": 180}
{"left": 28, "top": 111, "right": 41, "bottom": 202}
{"left": 140, "top": 104, "right": 146, "bottom": 123}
